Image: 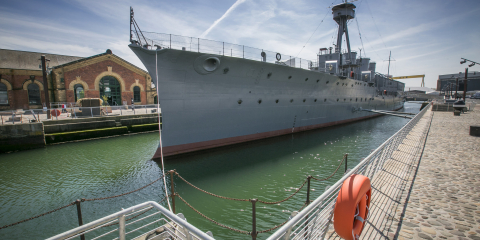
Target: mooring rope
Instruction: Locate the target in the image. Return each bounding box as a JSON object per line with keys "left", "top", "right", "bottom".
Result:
{"left": 156, "top": 49, "right": 172, "bottom": 212}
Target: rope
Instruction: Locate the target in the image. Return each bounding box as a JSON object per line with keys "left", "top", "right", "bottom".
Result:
{"left": 0, "top": 173, "right": 165, "bottom": 229}
{"left": 311, "top": 154, "right": 346, "bottom": 181}
{"left": 257, "top": 203, "right": 308, "bottom": 234}
{"left": 257, "top": 179, "right": 308, "bottom": 205}
{"left": 0, "top": 201, "right": 76, "bottom": 230}
{"left": 176, "top": 194, "right": 251, "bottom": 235}
{"left": 174, "top": 172, "right": 250, "bottom": 202}
{"left": 84, "top": 174, "right": 164, "bottom": 201}
{"left": 156, "top": 49, "right": 173, "bottom": 213}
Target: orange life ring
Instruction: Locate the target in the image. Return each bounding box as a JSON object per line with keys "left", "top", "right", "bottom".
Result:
{"left": 333, "top": 174, "right": 371, "bottom": 240}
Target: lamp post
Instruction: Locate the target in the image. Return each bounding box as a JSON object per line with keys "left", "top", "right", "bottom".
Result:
{"left": 460, "top": 58, "right": 479, "bottom": 101}
{"left": 40, "top": 56, "right": 51, "bottom": 119}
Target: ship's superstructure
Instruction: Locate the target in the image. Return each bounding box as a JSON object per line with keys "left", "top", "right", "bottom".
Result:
{"left": 128, "top": 4, "right": 405, "bottom": 157}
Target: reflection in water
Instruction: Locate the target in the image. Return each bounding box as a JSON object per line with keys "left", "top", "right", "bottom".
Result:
{"left": 0, "top": 103, "right": 419, "bottom": 239}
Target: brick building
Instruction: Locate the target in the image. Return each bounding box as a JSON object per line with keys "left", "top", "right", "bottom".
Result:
{"left": 0, "top": 49, "right": 156, "bottom": 111}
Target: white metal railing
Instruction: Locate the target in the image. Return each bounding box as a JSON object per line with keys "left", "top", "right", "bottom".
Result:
{"left": 134, "top": 32, "right": 316, "bottom": 71}
{"left": 267, "top": 103, "right": 431, "bottom": 240}
{"left": 47, "top": 201, "right": 214, "bottom": 240}
{"left": 0, "top": 104, "right": 159, "bottom": 125}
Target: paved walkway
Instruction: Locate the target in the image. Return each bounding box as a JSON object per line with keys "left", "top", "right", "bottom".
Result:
{"left": 326, "top": 103, "right": 480, "bottom": 240}
{"left": 395, "top": 107, "right": 480, "bottom": 239}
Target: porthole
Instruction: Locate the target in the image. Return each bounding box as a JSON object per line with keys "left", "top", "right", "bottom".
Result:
{"left": 288, "top": 76, "right": 292, "bottom": 79}
{"left": 238, "top": 99, "right": 243, "bottom": 104}
{"left": 314, "top": 99, "right": 317, "bottom": 102}
{"left": 275, "top": 99, "right": 279, "bottom": 103}
{"left": 258, "top": 99, "right": 262, "bottom": 104}
{"left": 305, "top": 78, "right": 308, "bottom": 81}
{"left": 303, "top": 99, "right": 306, "bottom": 102}
{"left": 290, "top": 99, "right": 294, "bottom": 103}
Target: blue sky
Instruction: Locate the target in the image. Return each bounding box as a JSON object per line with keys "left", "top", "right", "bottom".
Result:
{"left": 1, "top": 0, "right": 479, "bottom": 88}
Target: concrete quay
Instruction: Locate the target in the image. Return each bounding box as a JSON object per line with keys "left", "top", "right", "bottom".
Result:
{"left": 327, "top": 101, "right": 480, "bottom": 240}
{"left": 393, "top": 106, "right": 480, "bottom": 240}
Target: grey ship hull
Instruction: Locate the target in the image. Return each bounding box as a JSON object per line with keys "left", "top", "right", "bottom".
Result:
{"left": 129, "top": 45, "right": 404, "bottom": 157}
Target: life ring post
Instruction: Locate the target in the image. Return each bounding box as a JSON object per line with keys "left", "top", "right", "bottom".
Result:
{"left": 250, "top": 198, "right": 258, "bottom": 240}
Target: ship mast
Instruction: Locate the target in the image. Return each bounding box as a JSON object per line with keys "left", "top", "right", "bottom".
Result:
{"left": 332, "top": 0, "right": 356, "bottom": 68}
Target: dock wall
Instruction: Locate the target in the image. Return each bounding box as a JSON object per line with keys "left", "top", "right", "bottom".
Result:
{"left": 0, "top": 123, "right": 45, "bottom": 153}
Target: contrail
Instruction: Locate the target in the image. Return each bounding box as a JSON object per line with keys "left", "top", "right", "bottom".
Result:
{"left": 199, "top": 0, "right": 246, "bottom": 38}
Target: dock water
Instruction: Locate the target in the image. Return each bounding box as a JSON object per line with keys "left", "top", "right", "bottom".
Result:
{"left": 326, "top": 104, "right": 480, "bottom": 239}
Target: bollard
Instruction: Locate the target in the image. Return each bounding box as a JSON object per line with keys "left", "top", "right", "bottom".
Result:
{"left": 344, "top": 153, "right": 348, "bottom": 173}
{"left": 75, "top": 199, "right": 85, "bottom": 240}
{"left": 251, "top": 198, "right": 257, "bottom": 240}
{"left": 169, "top": 170, "right": 176, "bottom": 214}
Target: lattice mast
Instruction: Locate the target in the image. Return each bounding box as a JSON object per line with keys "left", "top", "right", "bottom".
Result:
{"left": 332, "top": 1, "right": 356, "bottom": 67}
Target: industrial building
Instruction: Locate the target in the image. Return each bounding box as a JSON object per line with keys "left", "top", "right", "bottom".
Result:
{"left": 437, "top": 71, "right": 480, "bottom": 93}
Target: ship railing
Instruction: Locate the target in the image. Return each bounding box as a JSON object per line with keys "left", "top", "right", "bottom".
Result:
{"left": 0, "top": 104, "right": 159, "bottom": 125}
{"left": 134, "top": 32, "right": 317, "bottom": 71}
{"left": 47, "top": 201, "right": 215, "bottom": 240}
{"left": 266, "top": 102, "right": 431, "bottom": 240}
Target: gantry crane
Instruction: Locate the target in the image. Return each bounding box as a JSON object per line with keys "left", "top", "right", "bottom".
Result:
{"left": 392, "top": 75, "right": 425, "bottom": 87}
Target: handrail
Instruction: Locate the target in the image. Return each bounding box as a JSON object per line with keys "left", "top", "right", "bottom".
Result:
{"left": 47, "top": 201, "right": 215, "bottom": 240}
{"left": 267, "top": 103, "right": 431, "bottom": 239}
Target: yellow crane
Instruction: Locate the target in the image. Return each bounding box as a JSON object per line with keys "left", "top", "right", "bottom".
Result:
{"left": 392, "top": 75, "right": 425, "bottom": 87}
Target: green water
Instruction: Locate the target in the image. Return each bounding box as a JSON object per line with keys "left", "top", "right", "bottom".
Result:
{"left": 0, "top": 103, "right": 420, "bottom": 239}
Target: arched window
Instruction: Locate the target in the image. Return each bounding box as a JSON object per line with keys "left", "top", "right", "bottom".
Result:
{"left": 133, "top": 86, "right": 141, "bottom": 102}
{"left": 28, "top": 83, "right": 41, "bottom": 105}
{"left": 0, "top": 82, "right": 8, "bottom": 105}
{"left": 99, "top": 76, "right": 121, "bottom": 106}
{"left": 74, "top": 84, "right": 84, "bottom": 102}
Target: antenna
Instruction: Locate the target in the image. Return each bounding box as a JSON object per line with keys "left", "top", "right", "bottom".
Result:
{"left": 383, "top": 51, "right": 395, "bottom": 78}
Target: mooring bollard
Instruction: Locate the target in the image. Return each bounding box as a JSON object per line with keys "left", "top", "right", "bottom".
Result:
{"left": 251, "top": 198, "right": 257, "bottom": 240}
{"left": 75, "top": 199, "right": 85, "bottom": 240}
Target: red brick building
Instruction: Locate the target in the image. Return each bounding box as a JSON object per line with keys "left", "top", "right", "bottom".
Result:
{"left": 0, "top": 49, "right": 155, "bottom": 111}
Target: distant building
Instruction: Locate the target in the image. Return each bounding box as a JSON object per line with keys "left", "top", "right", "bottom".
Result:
{"left": 437, "top": 71, "right": 480, "bottom": 93}
{"left": 0, "top": 49, "right": 156, "bottom": 111}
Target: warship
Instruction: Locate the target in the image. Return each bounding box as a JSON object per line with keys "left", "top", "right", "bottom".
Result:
{"left": 128, "top": 3, "right": 405, "bottom": 157}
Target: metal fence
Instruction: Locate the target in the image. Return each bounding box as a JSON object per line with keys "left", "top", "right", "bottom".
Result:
{"left": 47, "top": 201, "right": 214, "bottom": 240}
{"left": 266, "top": 103, "right": 432, "bottom": 240}
{"left": 0, "top": 104, "right": 159, "bottom": 125}
{"left": 136, "top": 32, "right": 316, "bottom": 70}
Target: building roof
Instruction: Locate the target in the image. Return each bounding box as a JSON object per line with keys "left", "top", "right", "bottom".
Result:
{"left": 0, "top": 48, "right": 83, "bottom": 70}
{"left": 52, "top": 49, "right": 146, "bottom": 75}
{"left": 438, "top": 71, "right": 479, "bottom": 80}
